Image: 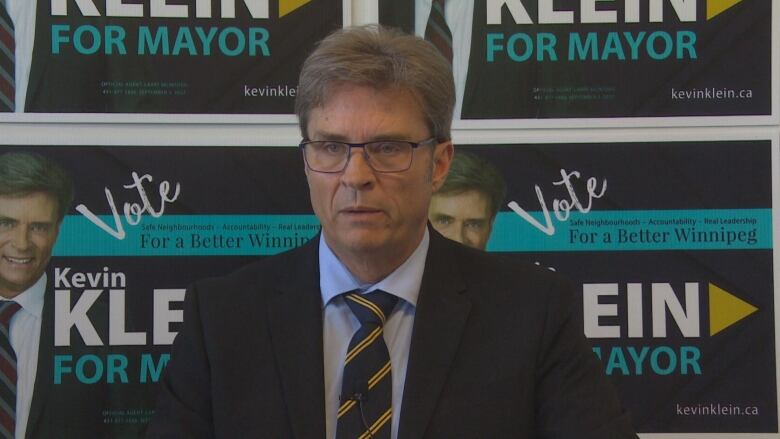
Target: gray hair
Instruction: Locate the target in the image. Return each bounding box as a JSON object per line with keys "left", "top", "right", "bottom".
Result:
{"left": 436, "top": 152, "right": 507, "bottom": 218}
{"left": 295, "top": 24, "right": 455, "bottom": 141}
{"left": 0, "top": 152, "right": 74, "bottom": 223}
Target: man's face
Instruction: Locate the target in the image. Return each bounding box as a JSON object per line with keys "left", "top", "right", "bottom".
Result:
{"left": 0, "top": 192, "right": 61, "bottom": 298}
{"left": 304, "top": 84, "right": 452, "bottom": 274}
{"left": 429, "top": 190, "right": 494, "bottom": 250}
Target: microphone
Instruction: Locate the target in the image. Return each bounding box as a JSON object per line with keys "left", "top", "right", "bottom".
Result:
{"left": 340, "top": 381, "right": 374, "bottom": 437}
{"left": 341, "top": 381, "right": 369, "bottom": 403}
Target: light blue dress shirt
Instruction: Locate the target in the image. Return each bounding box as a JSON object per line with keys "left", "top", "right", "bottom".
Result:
{"left": 320, "top": 230, "right": 430, "bottom": 439}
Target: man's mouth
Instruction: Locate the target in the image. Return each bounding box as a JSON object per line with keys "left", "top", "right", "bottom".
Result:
{"left": 343, "top": 206, "right": 381, "bottom": 213}
{"left": 3, "top": 256, "right": 33, "bottom": 265}
{"left": 341, "top": 208, "right": 383, "bottom": 218}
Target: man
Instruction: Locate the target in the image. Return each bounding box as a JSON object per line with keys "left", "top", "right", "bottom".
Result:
{"left": 429, "top": 152, "right": 505, "bottom": 250}
{"left": 0, "top": 152, "right": 117, "bottom": 438}
{"left": 1, "top": 0, "right": 110, "bottom": 112}
{"left": 148, "top": 25, "right": 637, "bottom": 438}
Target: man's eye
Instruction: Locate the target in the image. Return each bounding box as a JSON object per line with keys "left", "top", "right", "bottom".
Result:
{"left": 325, "top": 142, "right": 346, "bottom": 154}
{"left": 373, "top": 142, "right": 403, "bottom": 155}
{"left": 31, "top": 223, "right": 51, "bottom": 233}
{"left": 465, "top": 221, "right": 486, "bottom": 230}
{"left": 0, "top": 220, "right": 13, "bottom": 230}
{"left": 434, "top": 217, "right": 452, "bottom": 225}
{"left": 317, "top": 142, "right": 345, "bottom": 155}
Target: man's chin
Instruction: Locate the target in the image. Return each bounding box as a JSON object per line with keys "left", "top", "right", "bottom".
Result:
{"left": 327, "top": 230, "right": 391, "bottom": 254}
{"left": 342, "top": 236, "right": 387, "bottom": 253}
{"left": 0, "top": 279, "right": 31, "bottom": 298}
{"left": 0, "top": 270, "right": 42, "bottom": 297}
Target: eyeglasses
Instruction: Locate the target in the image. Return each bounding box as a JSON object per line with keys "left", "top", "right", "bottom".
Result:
{"left": 299, "top": 137, "right": 438, "bottom": 173}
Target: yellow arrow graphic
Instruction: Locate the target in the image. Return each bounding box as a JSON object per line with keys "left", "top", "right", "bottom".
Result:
{"left": 707, "top": 0, "right": 743, "bottom": 20}
{"left": 709, "top": 283, "right": 758, "bottom": 336}
{"left": 279, "top": 0, "right": 311, "bottom": 18}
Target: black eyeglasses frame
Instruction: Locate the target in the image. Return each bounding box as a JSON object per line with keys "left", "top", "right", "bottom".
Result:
{"left": 298, "top": 137, "right": 440, "bottom": 173}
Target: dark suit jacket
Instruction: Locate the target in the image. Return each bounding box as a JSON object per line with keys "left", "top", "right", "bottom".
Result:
{"left": 24, "top": 1, "right": 114, "bottom": 112}
{"left": 22, "top": 275, "right": 142, "bottom": 439}
{"left": 147, "top": 230, "right": 637, "bottom": 438}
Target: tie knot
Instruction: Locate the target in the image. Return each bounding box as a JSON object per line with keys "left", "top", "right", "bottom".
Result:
{"left": 0, "top": 301, "right": 21, "bottom": 328}
{"left": 344, "top": 291, "right": 398, "bottom": 327}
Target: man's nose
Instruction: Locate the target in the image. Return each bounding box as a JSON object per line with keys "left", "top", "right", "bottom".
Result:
{"left": 458, "top": 225, "right": 474, "bottom": 247}
{"left": 443, "top": 223, "right": 466, "bottom": 246}
{"left": 340, "top": 148, "right": 376, "bottom": 189}
{"left": 11, "top": 226, "right": 31, "bottom": 251}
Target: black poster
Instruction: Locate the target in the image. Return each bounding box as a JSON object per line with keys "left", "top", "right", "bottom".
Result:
{"left": 1, "top": 140, "right": 775, "bottom": 435}
{"left": 14, "top": 0, "right": 342, "bottom": 114}
{"left": 380, "top": 0, "right": 774, "bottom": 120}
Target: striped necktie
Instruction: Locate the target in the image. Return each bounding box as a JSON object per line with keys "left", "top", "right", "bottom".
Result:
{"left": 0, "top": 0, "right": 14, "bottom": 112}
{"left": 0, "top": 301, "right": 21, "bottom": 439}
{"left": 336, "top": 291, "right": 398, "bottom": 439}
{"left": 424, "top": 0, "right": 453, "bottom": 65}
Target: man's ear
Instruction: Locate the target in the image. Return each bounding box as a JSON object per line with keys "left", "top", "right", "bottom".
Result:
{"left": 431, "top": 141, "right": 454, "bottom": 191}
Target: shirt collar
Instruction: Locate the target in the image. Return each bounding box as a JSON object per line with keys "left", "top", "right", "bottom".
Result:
{"left": 319, "top": 229, "right": 429, "bottom": 308}
{"left": 8, "top": 273, "right": 46, "bottom": 319}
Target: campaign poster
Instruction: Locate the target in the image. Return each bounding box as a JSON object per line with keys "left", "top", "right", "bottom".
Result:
{"left": 2, "top": 138, "right": 775, "bottom": 436}
{"left": 379, "top": 0, "right": 775, "bottom": 123}
{"left": 444, "top": 140, "right": 775, "bottom": 435}
{"left": 1, "top": 0, "right": 343, "bottom": 117}
{"left": 0, "top": 145, "right": 319, "bottom": 437}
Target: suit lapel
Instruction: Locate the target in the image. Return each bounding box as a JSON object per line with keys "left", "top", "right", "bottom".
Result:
{"left": 25, "top": 280, "right": 53, "bottom": 439}
{"left": 24, "top": 0, "right": 48, "bottom": 110}
{"left": 461, "top": 3, "right": 484, "bottom": 119}
{"left": 266, "top": 237, "right": 326, "bottom": 438}
{"left": 378, "top": 0, "right": 415, "bottom": 33}
{"left": 398, "top": 231, "right": 471, "bottom": 438}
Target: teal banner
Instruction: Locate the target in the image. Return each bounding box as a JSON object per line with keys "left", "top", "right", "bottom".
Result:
{"left": 488, "top": 209, "right": 772, "bottom": 252}
{"left": 55, "top": 215, "right": 321, "bottom": 256}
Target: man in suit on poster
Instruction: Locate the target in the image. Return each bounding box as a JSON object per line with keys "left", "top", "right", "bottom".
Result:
{"left": 148, "top": 25, "right": 637, "bottom": 438}
{"left": 2, "top": 0, "right": 112, "bottom": 112}
{"left": 428, "top": 151, "right": 506, "bottom": 250}
{"left": 0, "top": 152, "right": 119, "bottom": 438}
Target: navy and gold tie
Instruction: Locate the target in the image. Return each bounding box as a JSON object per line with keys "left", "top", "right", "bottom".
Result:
{"left": 0, "top": 0, "right": 14, "bottom": 112}
{"left": 336, "top": 291, "right": 398, "bottom": 439}
{"left": 424, "top": 0, "right": 453, "bottom": 65}
{"left": 0, "top": 301, "right": 21, "bottom": 439}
